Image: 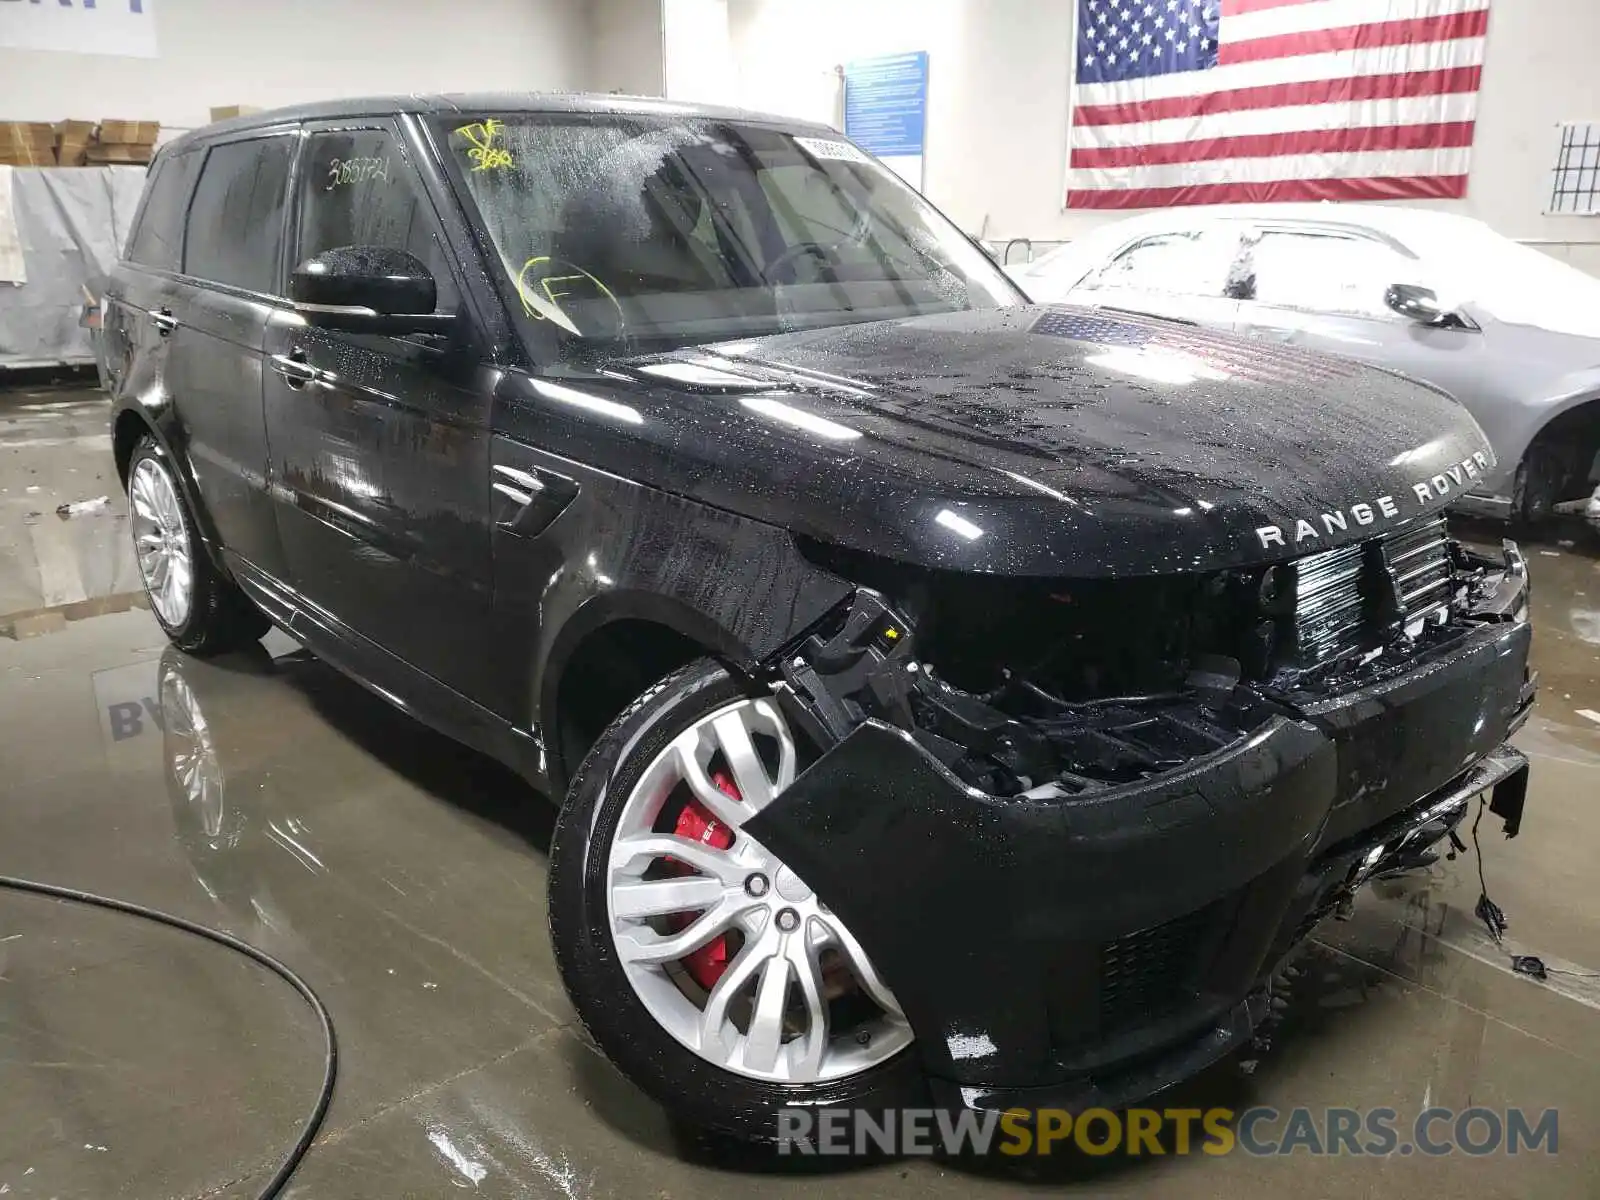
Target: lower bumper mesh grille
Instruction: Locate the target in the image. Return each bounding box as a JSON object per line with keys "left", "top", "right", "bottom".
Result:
{"left": 1099, "top": 902, "right": 1218, "bottom": 1034}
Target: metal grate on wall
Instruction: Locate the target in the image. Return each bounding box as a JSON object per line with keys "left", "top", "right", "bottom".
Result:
{"left": 1547, "top": 122, "right": 1600, "bottom": 216}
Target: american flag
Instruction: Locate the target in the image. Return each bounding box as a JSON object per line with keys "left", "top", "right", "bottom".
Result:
{"left": 1067, "top": 0, "right": 1491, "bottom": 208}
{"left": 1029, "top": 308, "right": 1351, "bottom": 383}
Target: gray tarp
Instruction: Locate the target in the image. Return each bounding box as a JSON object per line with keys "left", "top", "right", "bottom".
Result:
{"left": 0, "top": 166, "right": 148, "bottom": 368}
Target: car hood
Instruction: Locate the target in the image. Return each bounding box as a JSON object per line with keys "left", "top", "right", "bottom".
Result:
{"left": 498, "top": 306, "right": 1493, "bottom": 577}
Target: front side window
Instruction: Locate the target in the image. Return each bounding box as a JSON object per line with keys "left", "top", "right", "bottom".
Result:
{"left": 438, "top": 114, "right": 1019, "bottom": 349}
{"left": 1243, "top": 231, "right": 1421, "bottom": 319}
{"left": 296, "top": 128, "right": 455, "bottom": 308}
{"left": 127, "top": 150, "right": 201, "bottom": 272}
{"left": 1083, "top": 229, "right": 1241, "bottom": 299}
{"left": 183, "top": 137, "right": 292, "bottom": 293}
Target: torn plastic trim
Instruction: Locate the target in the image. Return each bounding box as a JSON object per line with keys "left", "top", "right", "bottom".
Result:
{"left": 1457, "top": 538, "right": 1530, "bottom": 623}
{"left": 765, "top": 587, "right": 1287, "bottom": 799}
{"left": 1345, "top": 744, "right": 1527, "bottom": 888}
{"left": 1288, "top": 742, "right": 1529, "bottom": 943}
{"left": 770, "top": 587, "right": 918, "bottom": 750}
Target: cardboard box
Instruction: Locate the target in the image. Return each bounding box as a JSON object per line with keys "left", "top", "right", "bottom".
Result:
{"left": 0, "top": 122, "right": 56, "bottom": 163}
{"left": 55, "top": 139, "right": 90, "bottom": 166}
{"left": 0, "top": 124, "right": 54, "bottom": 166}
{"left": 85, "top": 142, "right": 153, "bottom": 165}
{"left": 210, "top": 105, "right": 263, "bottom": 122}
{"left": 54, "top": 120, "right": 95, "bottom": 166}
{"left": 97, "top": 119, "right": 160, "bottom": 145}
{"left": 1, "top": 121, "right": 56, "bottom": 145}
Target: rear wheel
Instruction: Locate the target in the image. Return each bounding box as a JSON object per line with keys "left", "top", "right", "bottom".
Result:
{"left": 548, "top": 659, "right": 922, "bottom": 1139}
{"left": 127, "top": 435, "right": 268, "bottom": 655}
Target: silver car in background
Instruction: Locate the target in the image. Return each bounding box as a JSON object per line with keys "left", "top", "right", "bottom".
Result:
{"left": 1011, "top": 205, "right": 1600, "bottom": 530}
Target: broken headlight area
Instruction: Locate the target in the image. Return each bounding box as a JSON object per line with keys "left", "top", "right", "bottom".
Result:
{"left": 780, "top": 527, "right": 1528, "bottom": 798}
{"left": 772, "top": 576, "right": 1288, "bottom": 798}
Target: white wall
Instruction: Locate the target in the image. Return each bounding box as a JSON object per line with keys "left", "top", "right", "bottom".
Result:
{"left": 662, "top": 0, "right": 736, "bottom": 104}
{"left": 729, "top": 0, "right": 1075, "bottom": 242}
{"left": 591, "top": 0, "right": 665, "bottom": 96}
{"left": 728, "top": 0, "right": 1600, "bottom": 271}
{"left": 0, "top": 0, "right": 591, "bottom": 136}
{"left": 1468, "top": 6, "right": 1600, "bottom": 271}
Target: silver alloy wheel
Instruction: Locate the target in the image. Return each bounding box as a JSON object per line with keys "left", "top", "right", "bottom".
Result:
{"left": 164, "top": 668, "right": 225, "bottom": 839}
{"left": 605, "top": 697, "right": 913, "bottom": 1083}
{"left": 129, "top": 456, "right": 194, "bottom": 629}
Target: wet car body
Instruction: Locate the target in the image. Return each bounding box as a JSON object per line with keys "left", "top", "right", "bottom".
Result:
{"left": 101, "top": 95, "right": 1534, "bottom": 1132}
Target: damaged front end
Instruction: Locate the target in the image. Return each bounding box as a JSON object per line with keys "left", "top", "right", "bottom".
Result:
{"left": 778, "top": 519, "right": 1530, "bottom": 804}
{"left": 745, "top": 521, "right": 1536, "bottom": 1108}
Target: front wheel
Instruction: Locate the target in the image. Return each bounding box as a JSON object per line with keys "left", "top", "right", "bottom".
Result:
{"left": 548, "top": 659, "right": 922, "bottom": 1140}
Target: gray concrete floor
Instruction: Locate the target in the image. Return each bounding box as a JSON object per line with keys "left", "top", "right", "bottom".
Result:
{"left": 2, "top": 387, "right": 1600, "bottom": 1198}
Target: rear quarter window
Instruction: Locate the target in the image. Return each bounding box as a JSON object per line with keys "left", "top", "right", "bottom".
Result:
{"left": 126, "top": 150, "right": 201, "bottom": 272}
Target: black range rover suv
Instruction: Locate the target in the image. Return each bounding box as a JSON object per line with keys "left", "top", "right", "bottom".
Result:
{"left": 102, "top": 94, "right": 1535, "bottom": 1138}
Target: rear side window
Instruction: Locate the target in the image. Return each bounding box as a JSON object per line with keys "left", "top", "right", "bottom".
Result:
{"left": 126, "top": 150, "right": 201, "bottom": 271}
{"left": 1085, "top": 230, "right": 1241, "bottom": 299}
{"left": 295, "top": 128, "right": 455, "bottom": 307}
{"left": 183, "top": 137, "right": 293, "bottom": 294}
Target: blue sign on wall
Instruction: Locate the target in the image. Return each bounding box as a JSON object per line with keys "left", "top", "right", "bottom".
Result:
{"left": 843, "top": 51, "right": 928, "bottom": 159}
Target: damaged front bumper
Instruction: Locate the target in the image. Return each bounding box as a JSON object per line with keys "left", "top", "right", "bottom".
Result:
{"left": 745, "top": 548, "right": 1535, "bottom": 1111}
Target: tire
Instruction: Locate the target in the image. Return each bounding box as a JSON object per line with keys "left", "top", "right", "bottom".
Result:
{"left": 126, "top": 435, "right": 269, "bottom": 655}
{"left": 548, "top": 659, "right": 925, "bottom": 1141}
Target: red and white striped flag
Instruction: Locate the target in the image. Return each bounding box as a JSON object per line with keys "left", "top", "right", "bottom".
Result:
{"left": 1066, "top": 0, "right": 1491, "bottom": 209}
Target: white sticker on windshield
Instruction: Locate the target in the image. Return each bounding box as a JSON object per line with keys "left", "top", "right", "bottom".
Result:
{"left": 794, "top": 136, "right": 870, "bottom": 164}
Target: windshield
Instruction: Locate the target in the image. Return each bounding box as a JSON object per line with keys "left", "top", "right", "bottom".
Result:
{"left": 439, "top": 114, "right": 1020, "bottom": 349}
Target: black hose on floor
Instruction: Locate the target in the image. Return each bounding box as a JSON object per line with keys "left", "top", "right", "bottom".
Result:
{"left": 0, "top": 874, "right": 336, "bottom": 1200}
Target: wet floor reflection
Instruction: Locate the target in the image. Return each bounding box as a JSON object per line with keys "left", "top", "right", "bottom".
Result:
{"left": 158, "top": 642, "right": 551, "bottom": 920}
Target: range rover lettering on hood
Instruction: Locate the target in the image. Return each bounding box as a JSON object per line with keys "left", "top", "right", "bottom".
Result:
{"left": 1255, "top": 450, "right": 1493, "bottom": 550}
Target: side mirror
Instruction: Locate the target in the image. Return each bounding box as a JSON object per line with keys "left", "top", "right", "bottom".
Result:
{"left": 290, "top": 247, "right": 456, "bottom": 335}
{"left": 1384, "top": 282, "right": 1448, "bottom": 325}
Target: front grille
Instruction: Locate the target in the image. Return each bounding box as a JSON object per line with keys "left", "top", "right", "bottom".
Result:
{"left": 1290, "top": 517, "right": 1454, "bottom": 668}
{"left": 1382, "top": 516, "right": 1453, "bottom": 628}
{"left": 1099, "top": 903, "right": 1218, "bottom": 1034}
{"left": 1290, "top": 541, "right": 1369, "bottom": 664}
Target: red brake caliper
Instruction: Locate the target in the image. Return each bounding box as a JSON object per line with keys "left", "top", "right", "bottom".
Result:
{"left": 666, "top": 770, "right": 740, "bottom": 991}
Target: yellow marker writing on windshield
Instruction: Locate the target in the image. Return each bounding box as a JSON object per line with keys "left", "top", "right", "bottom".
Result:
{"left": 540, "top": 276, "right": 584, "bottom": 306}
{"left": 455, "top": 119, "right": 514, "bottom": 172}
{"left": 516, "top": 257, "right": 625, "bottom": 335}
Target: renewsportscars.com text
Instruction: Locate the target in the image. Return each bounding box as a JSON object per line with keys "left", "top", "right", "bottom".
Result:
{"left": 777, "top": 1106, "right": 1559, "bottom": 1158}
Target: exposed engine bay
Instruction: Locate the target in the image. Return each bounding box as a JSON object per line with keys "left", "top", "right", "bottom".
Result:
{"left": 780, "top": 529, "right": 1530, "bottom": 798}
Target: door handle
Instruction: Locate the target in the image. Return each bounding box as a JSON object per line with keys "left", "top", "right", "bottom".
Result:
{"left": 150, "top": 308, "right": 177, "bottom": 336}
{"left": 269, "top": 349, "right": 324, "bottom": 389}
